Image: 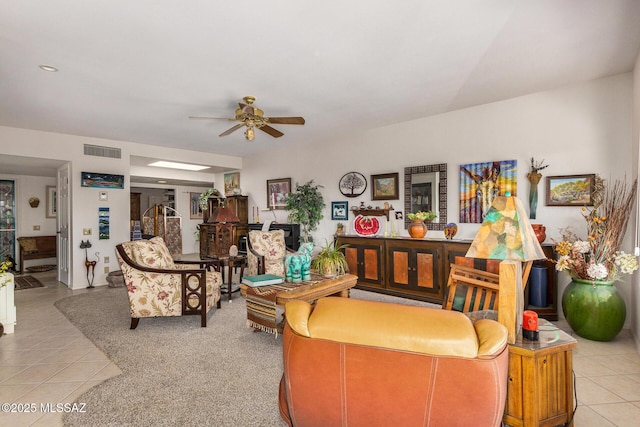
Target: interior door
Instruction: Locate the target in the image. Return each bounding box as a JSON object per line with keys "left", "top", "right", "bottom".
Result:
{"left": 57, "top": 164, "right": 71, "bottom": 286}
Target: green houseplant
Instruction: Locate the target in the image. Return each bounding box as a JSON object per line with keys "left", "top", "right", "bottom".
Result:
{"left": 407, "top": 211, "right": 437, "bottom": 222}
{"left": 198, "top": 188, "right": 222, "bottom": 211}
{"left": 285, "top": 180, "right": 325, "bottom": 243}
{"left": 312, "top": 239, "right": 349, "bottom": 278}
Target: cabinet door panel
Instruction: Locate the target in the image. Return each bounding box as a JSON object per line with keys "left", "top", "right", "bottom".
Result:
{"left": 416, "top": 252, "right": 434, "bottom": 289}
{"left": 344, "top": 247, "right": 359, "bottom": 276}
{"left": 391, "top": 251, "right": 409, "bottom": 285}
{"left": 363, "top": 248, "right": 380, "bottom": 281}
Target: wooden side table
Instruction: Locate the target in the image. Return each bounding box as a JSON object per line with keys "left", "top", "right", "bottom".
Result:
{"left": 503, "top": 320, "right": 577, "bottom": 427}
{"left": 173, "top": 253, "right": 246, "bottom": 302}
{"left": 213, "top": 255, "right": 247, "bottom": 302}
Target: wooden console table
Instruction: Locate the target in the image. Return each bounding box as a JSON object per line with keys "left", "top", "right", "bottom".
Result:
{"left": 503, "top": 320, "right": 577, "bottom": 427}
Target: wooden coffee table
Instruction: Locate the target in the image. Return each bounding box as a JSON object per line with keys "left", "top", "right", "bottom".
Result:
{"left": 240, "top": 273, "right": 357, "bottom": 305}
{"left": 240, "top": 274, "right": 358, "bottom": 335}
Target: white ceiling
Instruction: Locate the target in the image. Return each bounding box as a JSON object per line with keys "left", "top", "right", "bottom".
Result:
{"left": 1, "top": 0, "right": 640, "bottom": 166}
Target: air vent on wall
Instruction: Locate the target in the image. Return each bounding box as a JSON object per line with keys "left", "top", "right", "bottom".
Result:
{"left": 83, "top": 144, "right": 121, "bottom": 159}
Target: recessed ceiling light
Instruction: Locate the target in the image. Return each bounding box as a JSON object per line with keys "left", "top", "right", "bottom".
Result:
{"left": 157, "top": 180, "right": 167, "bottom": 184}
{"left": 38, "top": 65, "right": 59, "bottom": 72}
{"left": 148, "top": 161, "right": 210, "bottom": 171}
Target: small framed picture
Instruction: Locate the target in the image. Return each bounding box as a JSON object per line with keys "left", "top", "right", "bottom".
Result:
{"left": 190, "top": 192, "right": 203, "bottom": 219}
{"left": 99, "top": 191, "right": 108, "bottom": 202}
{"left": 546, "top": 174, "right": 596, "bottom": 206}
{"left": 331, "top": 201, "right": 348, "bottom": 220}
{"left": 267, "top": 178, "right": 292, "bottom": 210}
{"left": 371, "top": 172, "right": 399, "bottom": 200}
{"left": 224, "top": 172, "right": 240, "bottom": 196}
{"left": 46, "top": 185, "right": 57, "bottom": 218}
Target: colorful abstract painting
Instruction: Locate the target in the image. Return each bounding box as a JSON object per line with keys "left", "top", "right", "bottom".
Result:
{"left": 459, "top": 159, "right": 517, "bottom": 223}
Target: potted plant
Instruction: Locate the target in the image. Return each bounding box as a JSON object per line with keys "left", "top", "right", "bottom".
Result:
{"left": 555, "top": 176, "right": 638, "bottom": 341}
{"left": 285, "top": 180, "right": 325, "bottom": 243}
{"left": 198, "top": 188, "right": 222, "bottom": 211}
{"left": 406, "top": 211, "right": 437, "bottom": 238}
{"left": 407, "top": 211, "right": 437, "bottom": 222}
{"left": 336, "top": 222, "right": 345, "bottom": 236}
{"left": 312, "top": 239, "right": 349, "bottom": 278}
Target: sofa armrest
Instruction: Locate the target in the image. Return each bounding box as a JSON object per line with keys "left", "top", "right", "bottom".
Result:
{"left": 474, "top": 319, "right": 508, "bottom": 358}
{"left": 284, "top": 300, "right": 313, "bottom": 337}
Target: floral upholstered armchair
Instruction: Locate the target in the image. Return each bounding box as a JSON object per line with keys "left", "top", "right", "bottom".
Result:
{"left": 115, "top": 237, "right": 222, "bottom": 329}
{"left": 247, "top": 230, "right": 288, "bottom": 277}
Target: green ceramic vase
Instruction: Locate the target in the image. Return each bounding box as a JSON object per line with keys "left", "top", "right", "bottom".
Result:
{"left": 562, "top": 278, "right": 626, "bottom": 341}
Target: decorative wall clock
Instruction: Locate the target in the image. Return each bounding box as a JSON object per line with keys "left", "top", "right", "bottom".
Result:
{"left": 339, "top": 172, "right": 367, "bottom": 198}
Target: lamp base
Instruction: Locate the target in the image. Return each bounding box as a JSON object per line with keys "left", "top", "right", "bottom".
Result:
{"left": 523, "top": 329, "right": 539, "bottom": 341}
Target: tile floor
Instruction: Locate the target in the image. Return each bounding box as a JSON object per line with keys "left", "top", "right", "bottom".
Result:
{"left": 1, "top": 270, "right": 640, "bottom": 426}
{"left": 0, "top": 271, "right": 121, "bottom": 426}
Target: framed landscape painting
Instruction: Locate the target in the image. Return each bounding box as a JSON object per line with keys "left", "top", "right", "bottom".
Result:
{"left": 80, "top": 172, "right": 124, "bottom": 189}
{"left": 371, "top": 172, "right": 399, "bottom": 200}
{"left": 224, "top": 172, "right": 240, "bottom": 196}
{"left": 546, "top": 174, "right": 595, "bottom": 206}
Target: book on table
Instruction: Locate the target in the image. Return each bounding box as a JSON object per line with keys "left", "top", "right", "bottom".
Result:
{"left": 241, "top": 274, "right": 285, "bottom": 287}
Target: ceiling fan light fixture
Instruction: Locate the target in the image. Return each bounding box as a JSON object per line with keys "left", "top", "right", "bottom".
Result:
{"left": 245, "top": 126, "right": 255, "bottom": 141}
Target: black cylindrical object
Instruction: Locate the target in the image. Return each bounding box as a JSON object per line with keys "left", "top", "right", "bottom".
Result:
{"left": 529, "top": 265, "right": 548, "bottom": 307}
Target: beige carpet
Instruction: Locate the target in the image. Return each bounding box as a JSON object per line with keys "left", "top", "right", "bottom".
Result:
{"left": 55, "top": 286, "right": 436, "bottom": 426}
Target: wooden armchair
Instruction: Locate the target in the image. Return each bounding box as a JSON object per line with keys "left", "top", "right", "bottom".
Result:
{"left": 444, "top": 259, "right": 524, "bottom": 343}
{"left": 443, "top": 264, "right": 499, "bottom": 313}
{"left": 115, "top": 237, "right": 222, "bottom": 329}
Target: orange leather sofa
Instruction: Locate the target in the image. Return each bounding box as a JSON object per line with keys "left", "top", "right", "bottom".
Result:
{"left": 279, "top": 297, "right": 509, "bottom": 427}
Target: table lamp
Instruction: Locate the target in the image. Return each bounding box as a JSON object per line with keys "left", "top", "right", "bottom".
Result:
{"left": 465, "top": 196, "right": 546, "bottom": 343}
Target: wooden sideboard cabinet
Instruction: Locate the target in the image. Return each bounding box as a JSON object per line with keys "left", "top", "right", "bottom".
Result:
{"left": 336, "top": 235, "right": 558, "bottom": 318}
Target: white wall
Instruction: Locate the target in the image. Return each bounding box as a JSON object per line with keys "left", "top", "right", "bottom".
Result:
{"left": 0, "top": 126, "right": 240, "bottom": 289}
{"left": 632, "top": 52, "right": 640, "bottom": 351}
{"left": 237, "top": 73, "right": 636, "bottom": 323}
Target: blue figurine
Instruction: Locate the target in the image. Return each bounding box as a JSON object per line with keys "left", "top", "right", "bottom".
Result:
{"left": 284, "top": 242, "right": 314, "bottom": 283}
{"left": 298, "top": 242, "right": 313, "bottom": 281}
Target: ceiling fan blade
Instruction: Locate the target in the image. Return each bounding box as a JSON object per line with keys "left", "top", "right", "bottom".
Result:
{"left": 259, "top": 125, "right": 284, "bottom": 138}
{"left": 219, "top": 123, "right": 245, "bottom": 137}
{"left": 189, "top": 116, "right": 235, "bottom": 121}
{"left": 267, "top": 117, "right": 305, "bottom": 125}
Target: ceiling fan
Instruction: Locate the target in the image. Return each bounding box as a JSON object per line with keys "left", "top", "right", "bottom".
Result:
{"left": 189, "top": 96, "right": 305, "bottom": 141}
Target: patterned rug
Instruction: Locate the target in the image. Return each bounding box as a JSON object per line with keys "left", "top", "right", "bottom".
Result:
{"left": 245, "top": 283, "right": 299, "bottom": 336}
{"left": 244, "top": 275, "right": 326, "bottom": 336}
{"left": 26, "top": 264, "right": 56, "bottom": 272}
{"left": 14, "top": 275, "right": 45, "bottom": 290}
